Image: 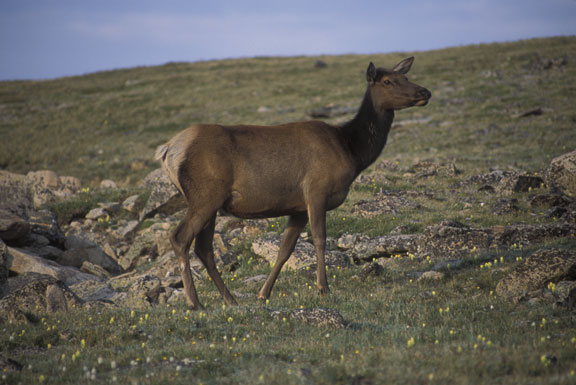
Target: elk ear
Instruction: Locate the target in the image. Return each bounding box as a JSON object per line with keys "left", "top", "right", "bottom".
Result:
{"left": 392, "top": 57, "right": 414, "bottom": 74}
{"left": 366, "top": 62, "right": 377, "bottom": 83}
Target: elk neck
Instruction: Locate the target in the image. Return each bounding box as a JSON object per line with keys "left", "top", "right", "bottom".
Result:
{"left": 339, "top": 88, "right": 394, "bottom": 175}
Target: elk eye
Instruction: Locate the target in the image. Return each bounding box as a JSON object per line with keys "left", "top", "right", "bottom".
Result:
{"left": 383, "top": 79, "right": 392, "bottom": 85}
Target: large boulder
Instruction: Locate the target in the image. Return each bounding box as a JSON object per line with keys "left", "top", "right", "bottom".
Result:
{"left": 125, "top": 275, "right": 162, "bottom": 308}
{"left": 0, "top": 171, "right": 33, "bottom": 217}
{"left": 547, "top": 150, "right": 576, "bottom": 197}
{"left": 58, "top": 246, "right": 123, "bottom": 275}
{"left": 6, "top": 247, "right": 100, "bottom": 286}
{"left": 338, "top": 233, "right": 420, "bottom": 262}
{"left": 496, "top": 248, "right": 576, "bottom": 298}
{"left": 138, "top": 168, "right": 186, "bottom": 220}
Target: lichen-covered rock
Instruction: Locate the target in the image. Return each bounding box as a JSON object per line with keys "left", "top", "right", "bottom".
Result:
{"left": 348, "top": 234, "right": 420, "bottom": 261}
{"left": 59, "top": 246, "right": 123, "bottom": 275}
{"left": 0, "top": 273, "right": 83, "bottom": 317}
{"left": 496, "top": 173, "right": 544, "bottom": 195}
{"left": 546, "top": 150, "right": 576, "bottom": 197}
{"left": 139, "top": 168, "right": 186, "bottom": 220}
{"left": 357, "top": 262, "right": 386, "bottom": 281}
{"left": 269, "top": 308, "right": 346, "bottom": 328}
{"left": 491, "top": 223, "right": 576, "bottom": 249}
{"left": 495, "top": 248, "right": 576, "bottom": 298}
{"left": 125, "top": 275, "right": 162, "bottom": 308}
{"left": 119, "top": 228, "right": 157, "bottom": 270}
{"left": 251, "top": 233, "right": 349, "bottom": 270}
{"left": 353, "top": 192, "right": 421, "bottom": 217}
{"left": 417, "top": 221, "right": 492, "bottom": 260}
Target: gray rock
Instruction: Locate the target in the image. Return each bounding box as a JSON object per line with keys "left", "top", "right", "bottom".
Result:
{"left": 357, "top": 263, "right": 386, "bottom": 281}
{"left": 119, "top": 229, "right": 157, "bottom": 270}
{"left": 546, "top": 150, "right": 576, "bottom": 197}
{"left": 241, "top": 274, "right": 268, "bottom": 285}
{"left": 64, "top": 234, "right": 98, "bottom": 250}
{"left": 417, "top": 221, "right": 492, "bottom": 260}
{"left": 27, "top": 209, "right": 64, "bottom": 246}
{"left": 6, "top": 246, "right": 100, "bottom": 286}
{"left": 0, "top": 170, "right": 33, "bottom": 217}
{"left": 113, "top": 220, "right": 140, "bottom": 239}
{"left": 139, "top": 168, "right": 186, "bottom": 220}
{"left": 122, "top": 195, "right": 140, "bottom": 212}
{"left": 497, "top": 174, "right": 544, "bottom": 195}
{"left": 125, "top": 275, "right": 162, "bottom": 308}
{"left": 353, "top": 192, "right": 421, "bottom": 217}
{"left": 85, "top": 207, "right": 108, "bottom": 220}
{"left": 59, "top": 246, "right": 122, "bottom": 275}
{"left": 417, "top": 271, "right": 445, "bottom": 281}
{"left": 251, "top": 233, "right": 349, "bottom": 270}
{"left": 0, "top": 209, "right": 30, "bottom": 243}
{"left": 269, "top": 308, "right": 346, "bottom": 328}
{"left": 496, "top": 248, "right": 576, "bottom": 298}
{"left": 100, "top": 179, "right": 118, "bottom": 189}
{"left": 0, "top": 273, "right": 83, "bottom": 316}
{"left": 69, "top": 280, "right": 121, "bottom": 303}
{"left": 348, "top": 234, "right": 420, "bottom": 261}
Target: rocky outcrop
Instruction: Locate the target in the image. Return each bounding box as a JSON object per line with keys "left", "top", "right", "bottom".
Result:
{"left": 0, "top": 240, "right": 8, "bottom": 298}
{"left": 546, "top": 150, "right": 576, "bottom": 197}
{"left": 496, "top": 248, "right": 576, "bottom": 299}
{"left": 0, "top": 273, "right": 83, "bottom": 320}
{"left": 353, "top": 192, "right": 421, "bottom": 217}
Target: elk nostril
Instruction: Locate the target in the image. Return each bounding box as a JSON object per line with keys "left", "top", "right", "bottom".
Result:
{"left": 421, "top": 89, "right": 432, "bottom": 99}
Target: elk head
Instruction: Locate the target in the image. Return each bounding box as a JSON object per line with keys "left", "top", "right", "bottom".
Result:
{"left": 366, "top": 57, "right": 431, "bottom": 111}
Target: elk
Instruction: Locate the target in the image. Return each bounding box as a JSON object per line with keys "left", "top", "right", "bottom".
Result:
{"left": 156, "top": 57, "right": 431, "bottom": 309}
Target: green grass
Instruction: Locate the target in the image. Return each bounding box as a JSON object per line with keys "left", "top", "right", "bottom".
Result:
{"left": 2, "top": 37, "right": 576, "bottom": 384}
{"left": 3, "top": 243, "right": 576, "bottom": 384}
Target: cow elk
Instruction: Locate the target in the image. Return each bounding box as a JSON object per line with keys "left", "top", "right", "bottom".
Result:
{"left": 156, "top": 57, "right": 431, "bottom": 309}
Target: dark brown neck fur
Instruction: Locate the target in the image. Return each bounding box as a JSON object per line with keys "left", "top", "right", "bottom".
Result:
{"left": 339, "top": 88, "right": 394, "bottom": 175}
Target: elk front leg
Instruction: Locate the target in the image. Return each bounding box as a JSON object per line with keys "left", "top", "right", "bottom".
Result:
{"left": 307, "top": 202, "right": 329, "bottom": 295}
{"left": 259, "top": 213, "right": 308, "bottom": 300}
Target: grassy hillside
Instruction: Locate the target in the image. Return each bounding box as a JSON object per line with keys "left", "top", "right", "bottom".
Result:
{"left": 1, "top": 37, "right": 575, "bottom": 185}
{"left": 2, "top": 37, "right": 576, "bottom": 385}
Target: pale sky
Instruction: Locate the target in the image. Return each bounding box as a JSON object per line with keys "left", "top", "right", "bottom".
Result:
{"left": 1, "top": 0, "right": 575, "bottom": 80}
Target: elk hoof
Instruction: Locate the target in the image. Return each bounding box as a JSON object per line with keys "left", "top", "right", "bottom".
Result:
{"left": 318, "top": 286, "right": 330, "bottom": 296}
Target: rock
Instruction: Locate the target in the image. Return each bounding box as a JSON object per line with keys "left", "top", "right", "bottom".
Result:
{"left": 119, "top": 229, "right": 157, "bottom": 270}
{"left": 26, "top": 170, "right": 81, "bottom": 207}
{"left": 348, "top": 234, "right": 420, "bottom": 261}
{"left": 417, "top": 271, "right": 445, "bottom": 281}
{"left": 353, "top": 192, "right": 420, "bottom": 217}
{"left": 417, "top": 221, "right": 492, "bottom": 260}
{"left": 530, "top": 193, "right": 571, "bottom": 209}
{"left": 113, "top": 220, "right": 140, "bottom": 239}
{"left": 59, "top": 246, "right": 122, "bottom": 275}
{"left": 139, "top": 168, "right": 186, "bottom": 220}
{"left": 0, "top": 170, "right": 33, "bottom": 217}
{"left": 125, "top": 275, "right": 162, "bottom": 308}
{"left": 491, "top": 198, "right": 520, "bottom": 215}
{"left": 495, "top": 248, "right": 576, "bottom": 298}
{"left": 0, "top": 273, "right": 83, "bottom": 316}
{"left": 0, "top": 209, "right": 30, "bottom": 243}
{"left": 98, "top": 201, "right": 121, "bottom": 213}
{"left": 251, "top": 233, "right": 349, "bottom": 270}
{"left": 64, "top": 234, "right": 97, "bottom": 250}
{"left": 492, "top": 223, "right": 576, "bottom": 249}
{"left": 27, "top": 209, "right": 64, "bottom": 246}
{"left": 268, "top": 308, "right": 346, "bottom": 328}
{"left": 81, "top": 261, "right": 113, "bottom": 279}
{"left": 69, "top": 280, "right": 121, "bottom": 303}
{"left": 85, "top": 207, "right": 108, "bottom": 220}
{"left": 100, "top": 179, "right": 118, "bottom": 189}
{"left": 0, "top": 240, "right": 8, "bottom": 298}
{"left": 241, "top": 274, "right": 268, "bottom": 285}
{"left": 410, "top": 160, "right": 459, "bottom": 178}
{"left": 6, "top": 247, "right": 100, "bottom": 286}
{"left": 497, "top": 174, "right": 544, "bottom": 195}
{"left": 547, "top": 150, "right": 576, "bottom": 197}
{"left": 357, "top": 263, "right": 386, "bottom": 281}
{"left": 122, "top": 195, "right": 140, "bottom": 212}
{"left": 314, "top": 60, "right": 328, "bottom": 68}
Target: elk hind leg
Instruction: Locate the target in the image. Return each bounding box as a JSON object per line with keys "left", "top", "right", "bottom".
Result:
{"left": 194, "top": 214, "right": 238, "bottom": 306}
